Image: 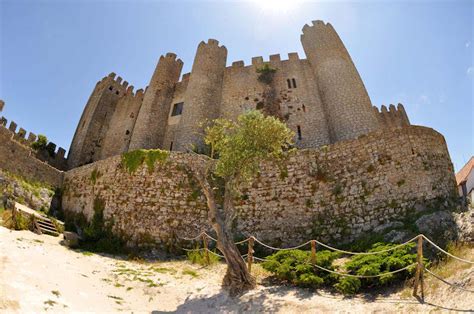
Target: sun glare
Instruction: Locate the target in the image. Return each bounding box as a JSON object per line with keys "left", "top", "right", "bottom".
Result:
{"left": 254, "top": 0, "right": 296, "bottom": 14}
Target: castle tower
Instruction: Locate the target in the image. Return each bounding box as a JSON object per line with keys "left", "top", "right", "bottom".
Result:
{"left": 173, "top": 39, "right": 227, "bottom": 151}
{"left": 129, "top": 53, "right": 183, "bottom": 150}
{"left": 100, "top": 87, "right": 144, "bottom": 159}
{"left": 67, "top": 73, "right": 125, "bottom": 168}
{"left": 301, "top": 21, "right": 379, "bottom": 142}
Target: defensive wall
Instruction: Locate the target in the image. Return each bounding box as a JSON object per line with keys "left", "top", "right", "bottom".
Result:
{"left": 0, "top": 124, "right": 64, "bottom": 187}
{"left": 61, "top": 125, "right": 457, "bottom": 249}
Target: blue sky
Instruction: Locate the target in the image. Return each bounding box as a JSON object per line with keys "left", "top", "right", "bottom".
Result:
{"left": 1, "top": 0, "right": 472, "bottom": 171}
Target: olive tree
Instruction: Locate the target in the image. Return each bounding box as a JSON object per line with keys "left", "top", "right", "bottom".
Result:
{"left": 188, "top": 110, "right": 294, "bottom": 295}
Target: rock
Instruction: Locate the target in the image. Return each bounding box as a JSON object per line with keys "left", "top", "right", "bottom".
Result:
{"left": 63, "top": 231, "right": 80, "bottom": 248}
{"left": 415, "top": 210, "right": 458, "bottom": 245}
{"left": 383, "top": 230, "right": 410, "bottom": 243}
{"left": 454, "top": 206, "right": 474, "bottom": 242}
{"left": 373, "top": 221, "right": 404, "bottom": 233}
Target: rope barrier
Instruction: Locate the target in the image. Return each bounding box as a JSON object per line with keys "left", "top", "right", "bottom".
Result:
{"left": 421, "top": 235, "right": 474, "bottom": 265}
{"left": 315, "top": 235, "right": 419, "bottom": 255}
{"left": 253, "top": 238, "right": 312, "bottom": 251}
{"left": 178, "top": 232, "right": 206, "bottom": 241}
{"left": 425, "top": 268, "right": 474, "bottom": 293}
{"left": 311, "top": 262, "right": 417, "bottom": 279}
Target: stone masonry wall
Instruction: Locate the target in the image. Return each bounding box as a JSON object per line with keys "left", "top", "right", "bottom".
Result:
{"left": 0, "top": 127, "right": 63, "bottom": 187}
{"left": 62, "top": 126, "right": 456, "bottom": 249}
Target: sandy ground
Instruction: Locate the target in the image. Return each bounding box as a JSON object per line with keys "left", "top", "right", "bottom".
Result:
{"left": 1, "top": 226, "right": 473, "bottom": 313}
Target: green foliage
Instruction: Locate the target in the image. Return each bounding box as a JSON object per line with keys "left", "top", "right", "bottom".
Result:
{"left": 65, "top": 198, "right": 126, "bottom": 254}
{"left": 13, "top": 212, "right": 32, "bottom": 230}
{"left": 187, "top": 248, "right": 220, "bottom": 266}
{"left": 334, "top": 277, "right": 361, "bottom": 295}
{"left": 31, "top": 134, "right": 48, "bottom": 151}
{"left": 262, "top": 242, "right": 421, "bottom": 295}
{"left": 121, "top": 149, "right": 169, "bottom": 174}
{"left": 262, "top": 249, "right": 339, "bottom": 288}
{"left": 337, "top": 242, "right": 419, "bottom": 294}
{"left": 256, "top": 63, "right": 277, "bottom": 84}
{"left": 204, "top": 110, "right": 294, "bottom": 181}
{"left": 90, "top": 168, "right": 101, "bottom": 184}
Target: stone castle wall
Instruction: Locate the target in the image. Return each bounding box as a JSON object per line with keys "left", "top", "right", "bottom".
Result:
{"left": 62, "top": 126, "right": 456, "bottom": 248}
{"left": 0, "top": 127, "right": 63, "bottom": 187}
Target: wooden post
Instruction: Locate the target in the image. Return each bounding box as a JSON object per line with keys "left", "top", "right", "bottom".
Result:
{"left": 202, "top": 234, "right": 210, "bottom": 265}
{"left": 413, "top": 235, "right": 424, "bottom": 300}
{"left": 311, "top": 240, "right": 317, "bottom": 264}
{"left": 247, "top": 237, "right": 254, "bottom": 273}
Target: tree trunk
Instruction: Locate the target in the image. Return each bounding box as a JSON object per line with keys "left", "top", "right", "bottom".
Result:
{"left": 192, "top": 166, "right": 255, "bottom": 296}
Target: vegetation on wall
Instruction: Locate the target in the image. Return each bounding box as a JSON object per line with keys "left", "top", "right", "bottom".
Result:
{"left": 121, "top": 149, "right": 169, "bottom": 174}
{"left": 256, "top": 63, "right": 277, "bottom": 84}
{"left": 31, "top": 134, "right": 55, "bottom": 156}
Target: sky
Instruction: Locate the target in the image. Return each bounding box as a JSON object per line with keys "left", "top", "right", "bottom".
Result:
{"left": 0, "top": 0, "right": 473, "bottom": 171}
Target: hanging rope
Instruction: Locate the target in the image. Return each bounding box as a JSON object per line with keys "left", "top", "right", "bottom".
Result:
{"left": 311, "top": 262, "right": 417, "bottom": 279}
{"left": 252, "top": 238, "right": 312, "bottom": 251}
{"left": 425, "top": 268, "right": 474, "bottom": 293}
{"left": 315, "top": 235, "right": 419, "bottom": 255}
{"left": 421, "top": 235, "right": 474, "bottom": 265}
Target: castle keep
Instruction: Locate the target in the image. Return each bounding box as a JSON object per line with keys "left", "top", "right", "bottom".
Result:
{"left": 67, "top": 21, "right": 409, "bottom": 169}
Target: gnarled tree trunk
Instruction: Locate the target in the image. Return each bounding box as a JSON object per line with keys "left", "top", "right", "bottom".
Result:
{"left": 191, "top": 165, "right": 255, "bottom": 296}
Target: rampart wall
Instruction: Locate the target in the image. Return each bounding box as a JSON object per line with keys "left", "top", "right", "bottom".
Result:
{"left": 62, "top": 126, "right": 456, "bottom": 249}
{"left": 0, "top": 117, "right": 67, "bottom": 170}
{"left": 0, "top": 127, "right": 63, "bottom": 187}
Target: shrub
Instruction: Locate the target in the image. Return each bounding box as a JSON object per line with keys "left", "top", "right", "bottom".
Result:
{"left": 256, "top": 63, "right": 277, "bottom": 84}
{"left": 335, "top": 242, "right": 419, "bottom": 294}
{"left": 31, "top": 134, "right": 48, "bottom": 151}
{"left": 262, "top": 249, "right": 339, "bottom": 288}
{"left": 187, "top": 247, "right": 221, "bottom": 266}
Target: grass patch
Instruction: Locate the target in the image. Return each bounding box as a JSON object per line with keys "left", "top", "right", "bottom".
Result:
{"left": 182, "top": 268, "right": 199, "bottom": 278}
{"left": 43, "top": 299, "right": 56, "bottom": 307}
{"left": 187, "top": 248, "right": 220, "bottom": 266}
{"left": 51, "top": 290, "right": 60, "bottom": 297}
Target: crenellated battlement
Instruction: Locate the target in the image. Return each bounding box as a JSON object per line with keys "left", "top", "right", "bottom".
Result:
{"left": 0, "top": 113, "right": 68, "bottom": 170}
{"left": 373, "top": 103, "right": 410, "bottom": 129}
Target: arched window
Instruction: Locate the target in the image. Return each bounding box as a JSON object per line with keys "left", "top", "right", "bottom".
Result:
{"left": 287, "top": 79, "right": 292, "bottom": 89}
{"left": 297, "top": 125, "right": 302, "bottom": 140}
{"left": 292, "top": 78, "right": 297, "bottom": 88}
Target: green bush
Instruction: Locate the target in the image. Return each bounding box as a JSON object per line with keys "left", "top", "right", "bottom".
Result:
{"left": 121, "top": 149, "right": 169, "bottom": 174}
{"left": 262, "top": 249, "right": 339, "bottom": 288}
{"left": 256, "top": 63, "right": 277, "bottom": 84}
{"left": 335, "top": 242, "right": 419, "bottom": 294}
{"left": 31, "top": 134, "right": 48, "bottom": 151}
{"left": 187, "top": 247, "right": 221, "bottom": 266}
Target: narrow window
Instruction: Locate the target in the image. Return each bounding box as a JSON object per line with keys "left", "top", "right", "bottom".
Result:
{"left": 297, "top": 125, "right": 302, "bottom": 140}
{"left": 292, "top": 78, "right": 297, "bottom": 88}
{"left": 109, "top": 86, "right": 113, "bottom": 91}
{"left": 287, "top": 79, "right": 292, "bottom": 89}
{"left": 169, "top": 141, "right": 173, "bottom": 151}
{"left": 171, "top": 102, "right": 184, "bottom": 116}
{"left": 115, "top": 91, "right": 119, "bottom": 95}
{"left": 302, "top": 104, "right": 306, "bottom": 112}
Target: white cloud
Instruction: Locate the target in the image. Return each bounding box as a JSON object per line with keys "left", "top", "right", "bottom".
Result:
{"left": 467, "top": 66, "right": 473, "bottom": 76}
{"left": 466, "top": 41, "right": 471, "bottom": 48}
{"left": 418, "top": 94, "right": 431, "bottom": 105}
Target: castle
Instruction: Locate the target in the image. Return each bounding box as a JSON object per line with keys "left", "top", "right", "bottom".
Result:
{"left": 67, "top": 20, "right": 410, "bottom": 169}
{"left": 0, "top": 20, "right": 457, "bottom": 248}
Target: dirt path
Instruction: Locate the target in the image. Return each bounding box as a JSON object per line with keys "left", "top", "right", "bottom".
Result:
{"left": 0, "top": 226, "right": 472, "bottom": 313}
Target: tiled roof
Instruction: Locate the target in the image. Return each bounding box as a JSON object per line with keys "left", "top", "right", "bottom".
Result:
{"left": 456, "top": 156, "right": 474, "bottom": 185}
